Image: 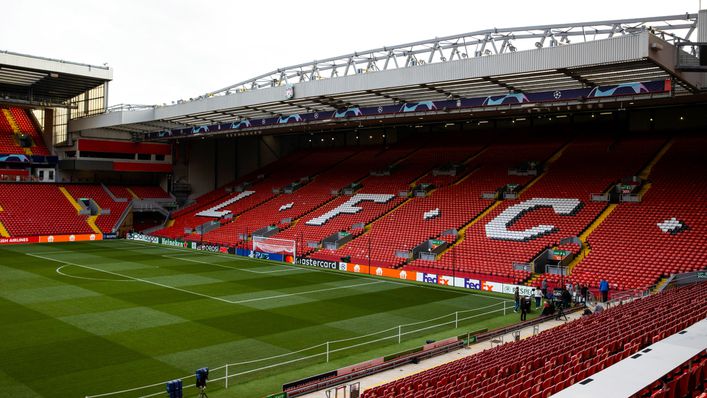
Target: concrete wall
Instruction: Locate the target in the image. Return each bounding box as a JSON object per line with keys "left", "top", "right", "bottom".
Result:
{"left": 177, "top": 134, "right": 302, "bottom": 199}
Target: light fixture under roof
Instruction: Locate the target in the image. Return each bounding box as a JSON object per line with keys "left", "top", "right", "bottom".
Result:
{"left": 0, "top": 67, "right": 47, "bottom": 86}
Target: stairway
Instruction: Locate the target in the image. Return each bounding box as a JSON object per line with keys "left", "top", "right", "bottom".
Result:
{"left": 58, "top": 187, "right": 102, "bottom": 234}
{"left": 1, "top": 109, "right": 20, "bottom": 133}
{"left": 0, "top": 204, "right": 9, "bottom": 238}
{"left": 1, "top": 109, "right": 31, "bottom": 155}
{"left": 565, "top": 139, "right": 674, "bottom": 277}
{"left": 438, "top": 141, "right": 570, "bottom": 260}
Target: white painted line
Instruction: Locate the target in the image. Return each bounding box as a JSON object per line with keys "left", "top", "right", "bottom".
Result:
{"left": 31, "top": 253, "right": 393, "bottom": 307}
{"left": 27, "top": 253, "right": 235, "bottom": 305}
{"left": 162, "top": 254, "right": 300, "bottom": 274}
{"left": 230, "top": 280, "right": 386, "bottom": 304}
{"left": 31, "top": 248, "right": 120, "bottom": 255}
{"left": 112, "top": 240, "right": 510, "bottom": 303}
{"left": 56, "top": 264, "right": 135, "bottom": 282}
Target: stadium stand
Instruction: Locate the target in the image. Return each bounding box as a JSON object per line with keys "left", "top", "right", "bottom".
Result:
{"left": 64, "top": 184, "right": 128, "bottom": 233}
{"left": 153, "top": 148, "right": 359, "bottom": 240}
{"left": 323, "top": 141, "right": 562, "bottom": 269}
{"left": 407, "top": 137, "right": 666, "bottom": 284}
{"left": 632, "top": 351, "right": 707, "bottom": 398}
{"left": 361, "top": 282, "right": 707, "bottom": 398}
{"left": 149, "top": 134, "right": 701, "bottom": 291}
{"left": 0, "top": 183, "right": 95, "bottom": 236}
{"left": 200, "top": 145, "right": 414, "bottom": 247}
{"left": 0, "top": 107, "right": 50, "bottom": 155}
{"left": 273, "top": 144, "right": 474, "bottom": 256}
{"left": 106, "top": 185, "right": 136, "bottom": 199}
{"left": 126, "top": 186, "right": 171, "bottom": 200}
{"left": 569, "top": 138, "right": 707, "bottom": 290}
{"left": 0, "top": 183, "right": 169, "bottom": 236}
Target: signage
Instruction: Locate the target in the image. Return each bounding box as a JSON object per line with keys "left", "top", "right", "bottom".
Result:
{"left": 296, "top": 258, "right": 338, "bottom": 269}
{"left": 0, "top": 233, "right": 103, "bottom": 245}
{"left": 147, "top": 79, "right": 671, "bottom": 140}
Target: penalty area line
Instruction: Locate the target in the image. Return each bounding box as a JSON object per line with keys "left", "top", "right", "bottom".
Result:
{"left": 116, "top": 240, "right": 511, "bottom": 303}
{"left": 162, "top": 254, "right": 301, "bottom": 274}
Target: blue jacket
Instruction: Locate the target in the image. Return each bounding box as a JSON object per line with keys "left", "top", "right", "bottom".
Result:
{"left": 599, "top": 280, "right": 609, "bottom": 292}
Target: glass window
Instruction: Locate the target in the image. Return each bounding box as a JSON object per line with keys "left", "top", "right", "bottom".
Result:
{"left": 53, "top": 108, "right": 68, "bottom": 145}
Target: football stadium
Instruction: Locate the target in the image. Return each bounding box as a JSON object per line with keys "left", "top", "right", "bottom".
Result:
{"left": 1, "top": 3, "right": 706, "bottom": 398}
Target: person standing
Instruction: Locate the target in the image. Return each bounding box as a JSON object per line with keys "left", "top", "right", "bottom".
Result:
{"left": 533, "top": 288, "right": 542, "bottom": 309}
{"left": 514, "top": 287, "right": 520, "bottom": 313}
{"left": 599, "top": 279, "right": 610, "bottom": 303}
{"left": 520, "top": 295, "right": 530, "bottom": 321}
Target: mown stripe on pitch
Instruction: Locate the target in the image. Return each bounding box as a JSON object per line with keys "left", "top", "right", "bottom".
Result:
{"left": 59, "top": 306, "right": 187, "bottom": 336}
{"left": 0, "top": 369, "right": 43, "bottom": 398}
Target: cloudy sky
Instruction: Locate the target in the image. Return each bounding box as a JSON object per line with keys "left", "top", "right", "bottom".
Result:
{"left": 1, "top": 0, "right": 700, "bottom": 105}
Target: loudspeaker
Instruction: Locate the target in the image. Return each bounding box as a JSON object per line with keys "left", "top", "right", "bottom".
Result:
{"left": 19, "top": 134, "right": 32, "bottom": 148}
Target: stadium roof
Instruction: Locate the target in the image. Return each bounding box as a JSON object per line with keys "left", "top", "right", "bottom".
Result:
{"left": 0, "top": 50, "right": 112, "bottom": 108}
{"left": 70, "top": 13, "right": 706, "bottom": 137}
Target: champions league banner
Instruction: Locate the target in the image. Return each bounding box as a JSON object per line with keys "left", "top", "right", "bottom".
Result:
{"left": 146, "top": 80, "right": 670, "bottom": 140}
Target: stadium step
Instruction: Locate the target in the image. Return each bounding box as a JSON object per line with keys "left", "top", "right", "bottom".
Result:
{"left": 652, "top": 276, "right": 672, "bottom": 293}
{"left": 59, "top": 187, "right": 84, "bottom": 212}
{"left": 516, "top": 141, "right": 571, "bottom": 197}
{"left": 87, "top": 201, "right": 103, "bottom": 234}
{"left": 565, "top": 203, "right": 617, "bottom": 275}
{"left": 125, "top": 187, "right": 140, "bottom": 199}
{"left": 0, "top": 205, "right": 9, "bottom": 237}
{"left": 1, "top": 109, "right": 21, "bottom": 133}
{"left": 0, "top": 220, "right": 9, "bottom": 238}
{"left": 86, "top": 215, "right": 102, "bottom": 234}
{"left": 568, "top": 139, "right": 674, "bottom": 276}
{"left": 638, "top": 139, "right": 673, "bottom": 181}
{"left": 524, "top": 273, "right": 543, "bottom": 287}
{"left": 58, "top": 187, "right": 102, "bottom": 234}
{"left": 438, "top": 141, "right": 569, "bottom": 259}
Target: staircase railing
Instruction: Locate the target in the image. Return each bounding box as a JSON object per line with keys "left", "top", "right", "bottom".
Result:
{"left": 102, "top": 183, "right": 128, "bottom": 202}
{"left": 112, "top": 201, "right": 133, "bottom": 233}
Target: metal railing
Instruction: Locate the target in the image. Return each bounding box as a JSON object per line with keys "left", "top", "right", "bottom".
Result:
{"left": 84, "top": 301, "right": 510, "bottom": 398}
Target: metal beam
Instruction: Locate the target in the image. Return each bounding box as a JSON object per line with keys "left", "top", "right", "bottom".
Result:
{"left": 557, "top": 68, "right": 597, "bottom": 87}
{"left": 482, "top": 76, "right": 521, "bottom": 93}
{"left": 205, "top": 14, "right": 697, "bottom": 95}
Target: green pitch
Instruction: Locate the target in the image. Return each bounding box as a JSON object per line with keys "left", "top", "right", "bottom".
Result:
{"left": 0, "top": 240, "right": 519, "bottom": 398}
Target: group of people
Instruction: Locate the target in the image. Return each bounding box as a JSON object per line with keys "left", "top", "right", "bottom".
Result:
{"left": 513, "top": 278, "right": 611, "bottom": 321}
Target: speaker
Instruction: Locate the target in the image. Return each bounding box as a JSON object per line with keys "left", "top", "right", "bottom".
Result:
{"left": 19, "top": 134, "right": 32, "bottom": 148}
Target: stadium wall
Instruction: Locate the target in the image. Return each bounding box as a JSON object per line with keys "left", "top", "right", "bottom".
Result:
{"left": 175, "top": 134, "right": 300, "bottom": 198}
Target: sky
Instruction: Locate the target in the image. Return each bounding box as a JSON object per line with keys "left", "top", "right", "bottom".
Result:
{"left": 1, "top": 0, "right": 701, "bottom": 106}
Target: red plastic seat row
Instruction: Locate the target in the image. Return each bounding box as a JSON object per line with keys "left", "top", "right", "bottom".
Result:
{"left": 362, "top": 282, "right": 707, "bottom": 398}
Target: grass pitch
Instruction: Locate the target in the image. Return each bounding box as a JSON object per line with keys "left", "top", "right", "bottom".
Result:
{"left": 0, "top": 240, "right": 519, "bottom": 398}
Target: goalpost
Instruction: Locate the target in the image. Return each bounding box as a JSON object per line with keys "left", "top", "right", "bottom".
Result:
{"left": 251, "top": 236, "right": 297, "bottom": 264}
